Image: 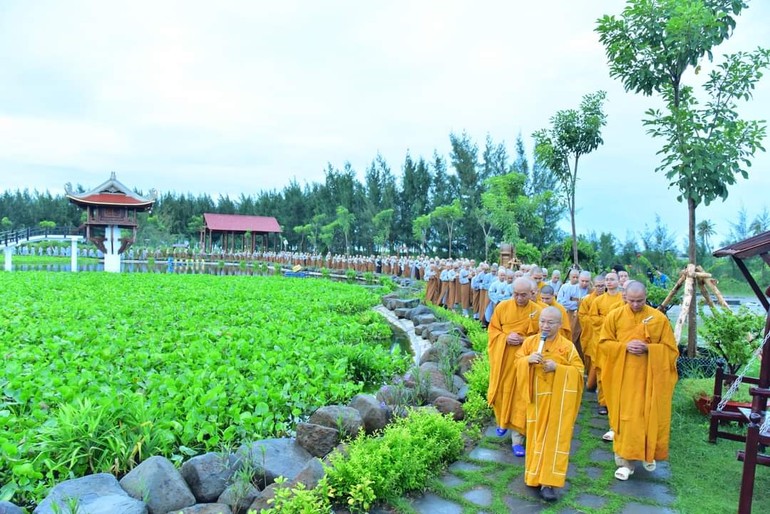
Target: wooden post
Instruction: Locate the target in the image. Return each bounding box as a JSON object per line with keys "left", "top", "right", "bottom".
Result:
{"left": 673, "top": 265, "right": 696, "bottom": 346}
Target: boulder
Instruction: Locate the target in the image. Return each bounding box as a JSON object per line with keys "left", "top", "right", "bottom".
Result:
{"left": 414, "top": 325, "right": 425, "bottom": 336}
{"left": 433, "top": 397, "right": 465, "bottom": 420}
{"left": 181, "top": 452, "right": 241, "bottom": 503}
{"left": 427, "top": 386, "right": 459, "bottom": 403}
{"left": 457, "top": 351, "right": 479, "bottom": 379}
{"left": 296, "top": 422, "right": 340, "bottom": 457}
{"left": 408, "top": 305, "right": 433, "bottom": 322}
{"left": 174, "top": 504, "right": 233, "bottom": 514}
{"left": 217, "top": 483, "right": 259, "bottom": 514}
{"left": 246, "top": 483, "right": 280, "bottom": 514}
{"left": 308, "top": 405, "right": 364, "bottom": 439}
{"left": 34, "top": 473, "right": 147, "bottom": 514}
{"left": 394, "top": 307, "right": 412, "bottom": 319}
{"left": 393, "top": 298, "right": 419, "bottom": 309}
{"left": 120, "top": 456, "right": 196, "bottom": 514}
{"left": 418, "top": 345, "right": 441, "bottom": 365}
{"left": 456, "top": 383, "right": 469, "bottom": 402}
{"left": 413, "top": 313, "right": 437, "bottom": 327}
{"left": 237, "top": 439, "right": 313, "bottom": 489}
{"left": 348, "top": 394, "right": 390, "bottom": 434}
{"left": 291, "top": 458, "right": 326, "bottom": 490}
{"left": 419, "top": 362, "right": 449, "bottom": 389}
{"left": 380, "top": 293, "right": 399, "bottom": 309}
{"left": 0, "top": 502, "right": 24, "bottom": 514}
{"left": 422, "top": 322, "right": 454, "bottom": 340}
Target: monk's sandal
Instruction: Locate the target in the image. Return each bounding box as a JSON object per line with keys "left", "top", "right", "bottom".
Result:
{"left": 614, "top": 466, "right": 634, "bottom": 481}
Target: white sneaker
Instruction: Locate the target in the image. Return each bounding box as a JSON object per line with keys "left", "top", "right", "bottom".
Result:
{"left": 643, "top": 460, "right": 656, "bottom": 471}
{"left": 602, "top": 429, "right": 614, "bottom": 441}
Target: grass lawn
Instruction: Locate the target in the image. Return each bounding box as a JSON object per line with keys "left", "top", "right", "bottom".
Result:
{"left": 670, "top": 378, "right": 770, "bottom": 513}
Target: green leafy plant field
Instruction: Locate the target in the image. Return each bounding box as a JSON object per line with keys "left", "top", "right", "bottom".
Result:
{"left": 0, "top": 273, "right": 408, "bottom": 505}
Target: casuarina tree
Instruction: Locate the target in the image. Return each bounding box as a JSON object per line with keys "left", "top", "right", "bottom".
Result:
{"left": 596, "top": 0, "right": 769, "bottom": 356}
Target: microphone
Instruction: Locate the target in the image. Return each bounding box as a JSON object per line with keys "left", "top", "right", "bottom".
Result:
{"left": 537, "top": 331, "right": 547, "bottom": 354}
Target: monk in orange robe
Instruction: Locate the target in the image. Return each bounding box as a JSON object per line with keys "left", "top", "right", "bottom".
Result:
{"left": 515, "top": 306, "right": 584, "bottom": 501}
{"left": 538, "top": 285, "right": 571, "bottom": 340}
{"left": 578, "top": 273, "right": 605, "bottom": 389}
{"left": 588, "top": 271, "right": 624, "bottom": 413}
{"left": 598, "top": 281, "right": 678, "bottom": 481}
{"left": 487, "top": 277, "right": 542, "bottom": 454}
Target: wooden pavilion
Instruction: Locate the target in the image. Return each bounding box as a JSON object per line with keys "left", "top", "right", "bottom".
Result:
{"left": 711, "top": 230, "right": 770, "bottom": 513}
{"left": 200, "top": 213, "right": 282, "bottom": 253}
{"left": 65, "top": 172, "right": 157, "bottom": 272}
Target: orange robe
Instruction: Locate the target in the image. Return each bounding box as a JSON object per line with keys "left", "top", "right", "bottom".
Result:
{"left": 599, "top": 304, "right": 679, "bottom": 462}
{"left": 515, "top": 333, "right": 584, "bottom": 488}
{"left": 589, "top": 291, "right": 624, "bottom": 405}
{"left": 578, "top": 291, "right": 601, "bottom": 360}
{"left": 487, "top": 300, "right": 542, "bottom": 432}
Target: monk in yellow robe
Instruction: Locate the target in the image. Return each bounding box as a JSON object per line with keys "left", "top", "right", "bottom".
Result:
{"left": 578, "top": 274, "right": 605, "bottom": 389}
{"left": 588, "top": 271, "right": 624, "bottom": 413}
{"left": 598, "top": 281, "right": 678, "bottom": 481}
{"left": 538, "top": 285, "right": 571, "bottom": 340}
{"left": 487, "top": 277, "right": 542, "bottom": 454}
{"left": 515, "top": 306, "right": 584, "bottom": 501}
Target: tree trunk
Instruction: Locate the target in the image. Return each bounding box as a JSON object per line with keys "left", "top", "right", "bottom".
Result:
{"left": 687, "top": 197, "right": 697, "bottom": 358}
{"left": 571, "top": 157, "right": 579, "bottom": 266}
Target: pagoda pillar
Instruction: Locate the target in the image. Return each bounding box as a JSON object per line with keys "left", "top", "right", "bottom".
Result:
{"left": 4, "top": 245, "right": 12, "bottom": 272}
{"left": 104, "top": 225, "right": 122, "bottom": 272}
{"left": 69, "top": 235, "right": 79, "bottom": 272}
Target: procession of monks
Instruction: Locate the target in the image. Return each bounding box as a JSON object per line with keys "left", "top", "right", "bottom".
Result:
{"left": 422, "top": 260, "right": 678, "bottom": 502}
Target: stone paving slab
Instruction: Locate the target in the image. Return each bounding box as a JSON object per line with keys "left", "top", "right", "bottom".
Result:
{"left": 574, "top": 493, "right": 609, "bottom": 510}
{"left": 621, "top": 502, "right": 677, "bottom": 514}
{"left": 439, "top": 474, "right": 464, "bottom": 488}
{"left": 462, "top": 486, "right": 493, "bottom": 506}
{"left": 610, "top": 480, "right": 675, "bottom": 506}
{"left": 409, "top": 493, "right": 464, "bottom": 514}
{"left": 448, "top": 461, "right": 481, "bottom": 473}
{"left": 467, "top": 446, "right": 518, "bottom": 464}
{"left": 503, "top": 495, "right": 547, "bottom": 513}
{"left": 589, "top": 447, "right": 615, "bottom": 463}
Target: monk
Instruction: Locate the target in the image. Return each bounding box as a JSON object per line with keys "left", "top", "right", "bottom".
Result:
{"left": 557, "top": 269, "right": 589, "bottom": 355}
{"left": 487, "top": 277, "right": 542, "bottom": 456}
{"left": 598, "top": 281, "right": 678, "bottom": 481}
{"left": 588, "top": 271, "right": 624, "bottom": 415}
{"left": 579, "top": 273, "right": 605, "bottom": 389}
{"left": 538, "top": 285, "right": 571, "bottom": 340}
{"left": 515, "top": 306, "right": 584, "bottom": 501}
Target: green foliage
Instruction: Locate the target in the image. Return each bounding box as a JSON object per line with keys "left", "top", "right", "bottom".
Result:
{"left": 362, "top": 271, "right": 375, "bottom": 285}
{"left": 699, "top": 306, "right": 765, "bottom": 374}
{"left": 325, "top": 409, "right": 464, "bottom": 506}
{"left": 261, "top": 476, "right": 333, "bottom": 514}
{"left": 430, "top": 199, "right": 463, "bottom": 258}
{"left": 533, "top": 90, "right": 608, "bottom": 267}
{"left": 514, "top": 240, "right": 542, "bottom": 267}
{"left": 0, "top": 273, "right": 407, "bottom": 506}
{"left": 462, "top": 353, "right": 492, "bottom": 427}
{"left": 320, "top": 267, "right": 330, "bottom": 279}
{"left": 38, "top": 220, "right": 56, "bottom": 230}
{"left": 345, "top": 268, "right": 357, "bottom": 283}
{"left": 412, "top": 214, "right": 432, "bottom": 253}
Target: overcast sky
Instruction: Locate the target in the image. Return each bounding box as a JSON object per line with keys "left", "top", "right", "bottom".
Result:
{"left": 1, "top": 0, "right": 769, "bottom": 249}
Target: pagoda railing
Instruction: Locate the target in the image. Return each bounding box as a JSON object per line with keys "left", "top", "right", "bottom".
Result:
{"left": 0, "top": 226, "right": 84, "bottom": 248}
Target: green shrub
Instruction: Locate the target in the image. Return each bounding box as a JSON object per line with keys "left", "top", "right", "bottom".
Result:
{"left": 345, "top": 268, "right": 357, "bottom": 283}
{"left": 462, "top": 353, "right": 492, "bottom": 427}
{"left": 321, "top": 267, "right": 330, "bottom": 279}
{"left": 325, "top": 409, "right": 464, "bottom": 508}
{"left": 699, "top": 306, "right": 765, "bottom": 375}
{"left": 363, "top": 271, "right": 375, "bottom": 285}
{"left": 378, "top": 275, "right": 396, "bottom": 293}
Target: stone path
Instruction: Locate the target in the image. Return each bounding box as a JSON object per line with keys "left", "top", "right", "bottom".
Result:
{"left": 394, "top": 391, "right": 678, "bottom": 513}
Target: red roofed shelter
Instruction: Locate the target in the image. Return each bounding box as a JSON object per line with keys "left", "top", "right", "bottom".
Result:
{"left": 201, "top": 213, "right": 282, "bottom": 253}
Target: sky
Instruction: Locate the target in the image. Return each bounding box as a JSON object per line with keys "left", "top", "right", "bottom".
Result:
{"left": 1, "top": 0, "right": 769, "bottom": 250}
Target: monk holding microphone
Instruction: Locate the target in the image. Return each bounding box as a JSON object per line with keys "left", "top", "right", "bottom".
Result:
{"left": 514, "top": 306, "right": 584, "bottom": 502}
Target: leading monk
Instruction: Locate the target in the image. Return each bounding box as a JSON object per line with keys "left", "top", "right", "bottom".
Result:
{"left": 487, "top": 277, "right": 542, "bottom": 456}
{"left": 597, "top": 280, "right": 679, "bottom": 481}
{"left": 515, "top": 306, "right": 584, "bottom": 502}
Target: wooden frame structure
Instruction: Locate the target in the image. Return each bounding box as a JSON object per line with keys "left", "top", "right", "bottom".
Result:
{"left": 200, "top": 213, "right": 282, "bottom": 253}
{"left": 711, "top": 231, "right": 770, "bottom": 514}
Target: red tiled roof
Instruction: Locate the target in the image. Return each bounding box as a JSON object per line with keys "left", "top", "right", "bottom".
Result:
{"left": 203, "top": 213, "right": 282, "bottom": 233}
{"left": 69, "top": 193, "right": 153, "bottom": 206}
